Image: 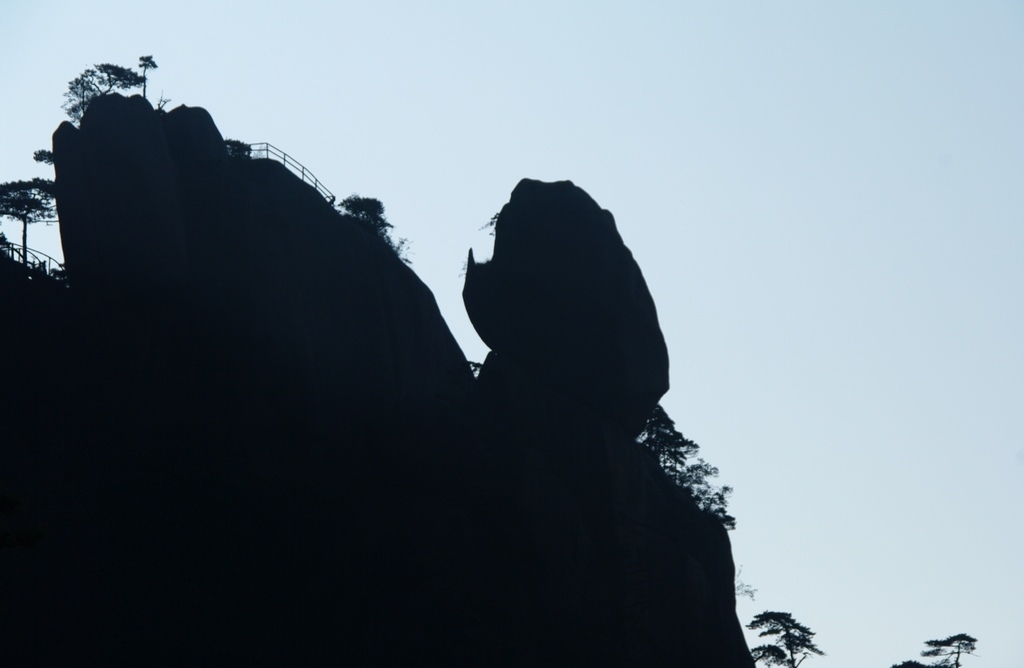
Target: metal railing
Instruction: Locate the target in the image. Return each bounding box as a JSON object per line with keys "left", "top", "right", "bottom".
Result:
{"left": 0, "top": 143, "right": 334, "bottom": 288}
{"left": 248, "top": 142, "right": 335, "bottom": 204}
{"left": 0, "top": 240, "right": 67, "bottom": 284}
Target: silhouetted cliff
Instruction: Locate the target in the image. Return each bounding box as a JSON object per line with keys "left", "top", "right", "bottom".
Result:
{"left": 0, "top": 94, "right": 752, "bottom": 666}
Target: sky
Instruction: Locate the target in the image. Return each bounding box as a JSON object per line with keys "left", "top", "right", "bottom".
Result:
{"left": 3, "top": 2, "right": 1023, "bottom": 665}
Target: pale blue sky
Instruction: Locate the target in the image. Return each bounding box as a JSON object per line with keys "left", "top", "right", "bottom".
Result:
{"left": 3, "top": 2, "right": 1022, "bottom": 665}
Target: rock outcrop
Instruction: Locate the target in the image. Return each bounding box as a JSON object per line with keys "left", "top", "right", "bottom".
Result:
{"left": 53, "top": 94, "right": 188, "bottom": 291}
{"left": 0, "top": 94, "right": 752, "bottom": 666}
{"left": 52, "top": 94, "right": 471, "bottom": 436}
{"left": 464, "top": 179, "right": 669, "bottom": 437}
{"left": 464, "top": 181, "right": 749, "bottom": 665}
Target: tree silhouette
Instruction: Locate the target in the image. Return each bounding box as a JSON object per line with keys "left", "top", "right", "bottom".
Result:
{"left": 62, "top": 72, "right": 97, "bottom": 123}
{"left": 481, "top": 211, "right": 500, "bottom": 236}
{"left": 62, "top": 63, "right": 145, "bottom": 122}
{"left": 750, "top": 645, "right": 789, "bottom": 666}
{"left": 337, "top": 194, "right": 410, "bottom": 264}
{"left": 921, "top": 634, "right": 977, "bottom": 668}
{"left": 636, "top": 404, "right": 735, "bottom": 529}
{"left": 33, "top": 150, "right": 54, "bottom": 166}
{"left": 92, "top": 63, "right": 145, "bottom": 94}
{"left": 735, "top": 566, "right": 757, "bottom": 600}
{"left": 138, "top": 55, "right": 158, "bottom": 99}
{"left": 747, "top": 611, "right": 824, "bottom": 667}
{"left": 0, "top": 179, "right": 55, "bottom": 265}
{"left": 224, "top": 139, "right": 252, "bottom": 160}
{"left": 891, "top": 662, "right": 931, "bottom": 668}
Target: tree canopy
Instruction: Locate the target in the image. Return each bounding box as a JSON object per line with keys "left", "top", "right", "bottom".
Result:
{"left": 0, "top": 178, "right": 55, "bottom": 264}
{"left": 481, "top": 211, "right": 500, "bottom": 236}
{"left": 890, "top": 634, "right": 979, "bottom": 668}
{"left": 138, "top": 55, "right": 158, "bottom": 99}
{"left": 747, "top": 611, "right": 824, "bottom": 668}
{"left": 224, "top": 139, "right": 252, "bottom": 160}
{"left": 921, "top": 634, "right": 977, "bottom": 668}
{"left": 62, "top": 61, "right": 147, "bottom": 122}
{"left": 33, "top": 150, "right": 54, "bottom": 166}
{"left": 337, "top": 194, "right": 410, "bottom": 264}
{"left": 735, "top": 566, "right": 757, "bottom": 600}
{"left": 636, "top": 404, "right": 735, "bottom": 529}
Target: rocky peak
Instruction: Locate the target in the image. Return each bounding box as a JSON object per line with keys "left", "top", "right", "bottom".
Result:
{"left": 464, "top": 178, "right": 670, "bottom": 436}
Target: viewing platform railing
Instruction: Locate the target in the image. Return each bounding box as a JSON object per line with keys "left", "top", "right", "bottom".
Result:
{"left": 249, "top": 142, "right": 336, "bottom": 204}
{"left": 0, "top": 142, "right": 335, "bottom": 288}
{"left": 0, "top": 239, "right": 67, "bottom": 283}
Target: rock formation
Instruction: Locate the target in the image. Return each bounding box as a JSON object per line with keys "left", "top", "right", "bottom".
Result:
{"left": 464, "top": 179, "right": 669, "bottom": 437}
{"left": 0, "top": 94, "right": 752, "bottom": 666}
{"left": 465, "top": 182, "right": 749, "bottom": 665}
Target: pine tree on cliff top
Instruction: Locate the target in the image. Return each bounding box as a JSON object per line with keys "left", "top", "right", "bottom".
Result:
{"left": 62, "top": 62, "right": 145, "bottom": 122}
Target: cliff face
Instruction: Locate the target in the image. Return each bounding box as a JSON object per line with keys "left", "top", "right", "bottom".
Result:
{"left": 465, "top": 182, "right": 750, "bottom": 666}
{"left": 0, "top": 94, "right": 752, "bottom": 666}
{"left": 52, "top": 94, "right": 471, "bottom": 436}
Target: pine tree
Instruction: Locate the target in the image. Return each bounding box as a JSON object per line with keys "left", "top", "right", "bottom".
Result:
{"left": 636, "top": 404, "right": 735, "bottom": 529}
{"left": 747, "top": 611, "right": 824, "bottom": 668}
{"left": 0, "top": 178, "right": 55, "bottom": 264}
{"left": 921, "top": 634, "right": 977, "bottom": 668}
{"left": 62, "top": 63, "right": 145, "bottom": 122}
{"left": 138, "top": 55, "right": 158, "bottom": 99}
{"left": 337, "top": 194, "right": 410, "bottom": 264}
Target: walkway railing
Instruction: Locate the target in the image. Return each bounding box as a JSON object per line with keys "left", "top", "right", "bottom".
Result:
{"left": 0, "top": 240, "right": 67, "bottom": 283}
{"left": 0, "top": 143, "right": 335, "bottom": 288}
{"left": 249, "top": 143, "right": 336, "bottom": 204}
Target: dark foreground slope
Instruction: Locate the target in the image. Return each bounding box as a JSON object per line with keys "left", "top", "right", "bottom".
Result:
{"left": 0, "top": 94, "right": 752, "bottom": 666}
